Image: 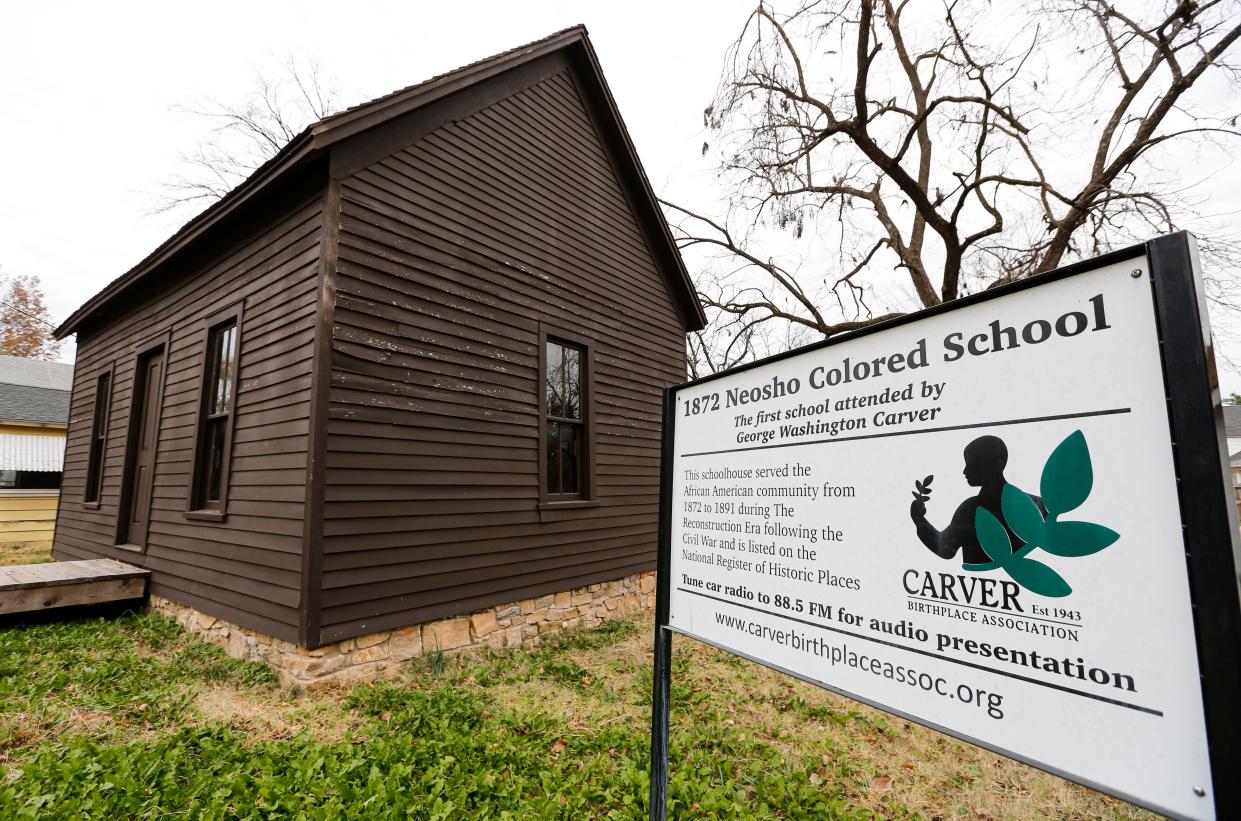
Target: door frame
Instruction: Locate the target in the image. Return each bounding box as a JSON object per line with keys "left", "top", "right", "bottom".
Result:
{"left": 115, "top": 329, "right": 172, "bottom": 551}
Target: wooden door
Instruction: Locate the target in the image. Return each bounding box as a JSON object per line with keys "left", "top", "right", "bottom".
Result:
{"left": 119, "top": 349, "right": 165, "bottom": 547}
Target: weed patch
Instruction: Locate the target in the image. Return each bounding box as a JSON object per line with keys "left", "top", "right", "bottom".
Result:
{"left": 0, "top": 609, "right": 1155, "bottom": 819}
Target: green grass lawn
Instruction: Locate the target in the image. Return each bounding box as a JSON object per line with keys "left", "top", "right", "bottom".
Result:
{"left": 0, "top": 610, "right": 1154, "bottom": 819}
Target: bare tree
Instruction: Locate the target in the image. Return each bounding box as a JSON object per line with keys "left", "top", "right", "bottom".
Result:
{"left": 155, "top": 53, "right": 343, "bottom": 215}
{"left": 670, "top": 0, "right": 1241, "bottom": 368}
{"left": 687, "top": 304, "right": 817, "bottom": 379}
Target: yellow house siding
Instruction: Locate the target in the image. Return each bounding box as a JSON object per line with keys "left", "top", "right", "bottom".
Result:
{"left": 0, "top": 493, "right": 59, "bottom": 545}
{"left": 0, "top": 423, "right": 66, "bottom": 437}
{"left": 0, "top": 423, "right": 66, "bottom": 547}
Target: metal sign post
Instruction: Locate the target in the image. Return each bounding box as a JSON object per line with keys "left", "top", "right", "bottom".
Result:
{"left": 648, "top": 388, "right": 674, "bottom": 821}
{"left": 648, "top": 233, "right": 1241, "bottom": 820}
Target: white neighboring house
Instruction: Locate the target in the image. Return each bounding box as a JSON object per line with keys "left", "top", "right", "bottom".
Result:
{"left": 1226, "top": 405, "right": 1241, "bottom": 458}
{"left": 0, "top": 355, "right": 73, "bottom": 550}
{"left": 1224, "top": 405, "right": 1241, "bottom": 517}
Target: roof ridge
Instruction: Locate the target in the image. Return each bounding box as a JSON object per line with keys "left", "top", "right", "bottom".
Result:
{"left": 55, "top": 26, "right": 593, "bottom": 339}
{"left": 56, "top": 23, "right": 704, "bottom": 337}
{"left": 314, "top": 25, "right": 588, "bottom": 129}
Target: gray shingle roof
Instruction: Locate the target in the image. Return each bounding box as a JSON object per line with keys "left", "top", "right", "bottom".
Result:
{"left": 0, "top": 355, "right": 72, "bottom": 390}
{"left": 0, "top": 355, "right": 72, "bottom": 425}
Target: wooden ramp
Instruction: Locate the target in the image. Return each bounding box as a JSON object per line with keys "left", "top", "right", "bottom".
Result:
{"left": 0, "top": 560, "right": 149, "bottom": 615}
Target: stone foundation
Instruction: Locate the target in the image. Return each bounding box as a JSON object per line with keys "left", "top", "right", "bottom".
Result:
{"left": 150, "top": 571, "right": 655, "bottom": 687}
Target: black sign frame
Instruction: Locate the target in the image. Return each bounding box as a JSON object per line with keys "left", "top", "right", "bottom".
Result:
{"left": 648, "top": 232, "right": 1241, "bottom": 820}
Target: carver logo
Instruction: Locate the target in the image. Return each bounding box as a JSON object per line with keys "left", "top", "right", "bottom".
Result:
{"left": 908, "top": 431, "right": 1118, "bottom": 598}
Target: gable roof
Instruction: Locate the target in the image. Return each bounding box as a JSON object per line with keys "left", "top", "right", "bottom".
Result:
{"left": 0, "top": 355, "right": 72, "bottom": 425}
{"left": 55, "top": 26, "right": 705, "bottom": 338}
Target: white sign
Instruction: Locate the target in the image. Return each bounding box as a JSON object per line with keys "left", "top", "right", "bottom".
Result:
{"left": 667, "top": 254, "right": 1215, "bottom": 819}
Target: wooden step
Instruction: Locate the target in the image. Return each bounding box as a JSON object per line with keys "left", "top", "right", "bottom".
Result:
{"left": 0, "top": 559, "right": 149, "bottom": 615}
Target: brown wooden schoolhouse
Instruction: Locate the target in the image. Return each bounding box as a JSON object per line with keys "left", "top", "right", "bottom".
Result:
{"left": 51, "top": 27, "right": 704, "bottom": 682}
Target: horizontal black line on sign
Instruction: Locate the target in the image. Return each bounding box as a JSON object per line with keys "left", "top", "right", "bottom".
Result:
{"left": 679, "top": 408, "right": 1132, "bottom": 458}
{"left": 675, "top": 587, "right": 1161, "bottom": 716}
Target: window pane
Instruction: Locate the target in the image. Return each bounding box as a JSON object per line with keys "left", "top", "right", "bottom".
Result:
{"left": 204, "top": 417, "right": 227, "bottom": 503}
{"left": 86, "top": 372, "right": 110, "bottom": 502}
{"left": 564, "top": 347, "right": 581, "bottom": 420}
{"left": 546, "top": 342, "right": 564, "bottom": 417}
{"left": 0, "top": 470, "right": 14, "bottom": 489}
{"left": 210, "top": 323, "right": 237, "bottom": 415}
{"left": 91, "top": 373, "right": 110, "bottom": 438}
{"left": 543, "top": 338, "right": 586, "bottom": 497}
{"left": 210, "top": 332, "right": 223, "bottom": 414}
{"left": 546, "top": 420, "right": 561, "bottom": 493}
{"left": 86, "top": 438, "right": 104, "bottom": 501}
{"left": 561, "top": 422, "right": 579, "bottom": 494}
{"left": 14, "top": 471, "right": 61, "bottom": 490}
{"left": 222, "top": 324, "right": 237, "bottom": 405}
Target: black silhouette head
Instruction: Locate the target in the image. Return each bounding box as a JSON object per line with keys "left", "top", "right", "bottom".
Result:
{"left": 962, "top": 435, "right": 1007, "bottom": 488}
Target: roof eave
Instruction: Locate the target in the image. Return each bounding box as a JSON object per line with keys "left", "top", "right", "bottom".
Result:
{"left": 570, "top": 36, "right": 706, "bottom": 332}
{"left": 57, "top": 25, "right": 706, "bottom": 337}
{"left": 54, "top": 32, "right": 592, "bottom": 342}
{"left": 54, "top": 131, "right": 320, "bottom": 339}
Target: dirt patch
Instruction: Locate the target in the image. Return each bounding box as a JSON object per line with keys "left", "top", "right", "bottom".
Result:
{"left": 495, "top": 619, "right": 1153, "bottom": 820}
{"left": 0, "top": 544, "right": 52, "bottom": 567}
{"left": 193, "top": 684, "right": 352, "bottom": 743}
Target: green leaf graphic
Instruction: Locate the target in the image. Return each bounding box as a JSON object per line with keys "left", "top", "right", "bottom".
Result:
{"left": 1001, "top": 483, "right": 1045, "bottom": 546}
{"left": 1040, "top": 430, "right": 1093, "bottom": 516}
{"left": 1004, "top": 555, "right": 1072, "bottom": 597}
{"left": 974, "top": 507, "right": 1013, "bottom": 565}
{"left": 1042, "top": 520, "right": 1119, "bottom": 557}
{"left": 962, "top": 431, "right": 1115, "bottom": 597}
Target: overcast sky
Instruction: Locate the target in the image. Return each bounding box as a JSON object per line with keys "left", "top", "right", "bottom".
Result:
{"left": 2, "top": 1, "right": 1239, "bottom": 390}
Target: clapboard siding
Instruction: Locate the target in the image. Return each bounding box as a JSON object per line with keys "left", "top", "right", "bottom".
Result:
{"left": 0, "top": 492, "right": 60, "bottom": 546}
{"left": 53, "top": 185, "right": 325, "bottom": 643}
{"left": 320, "top": 66, "right": 686, "bottom": 642}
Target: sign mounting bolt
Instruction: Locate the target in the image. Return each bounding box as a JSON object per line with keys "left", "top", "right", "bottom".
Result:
{"left": 1131, "top": 269, "right": 1143, "bottom": 278}
{"left": 1193, "top": 786, "right": 1206, "bottom": 797}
